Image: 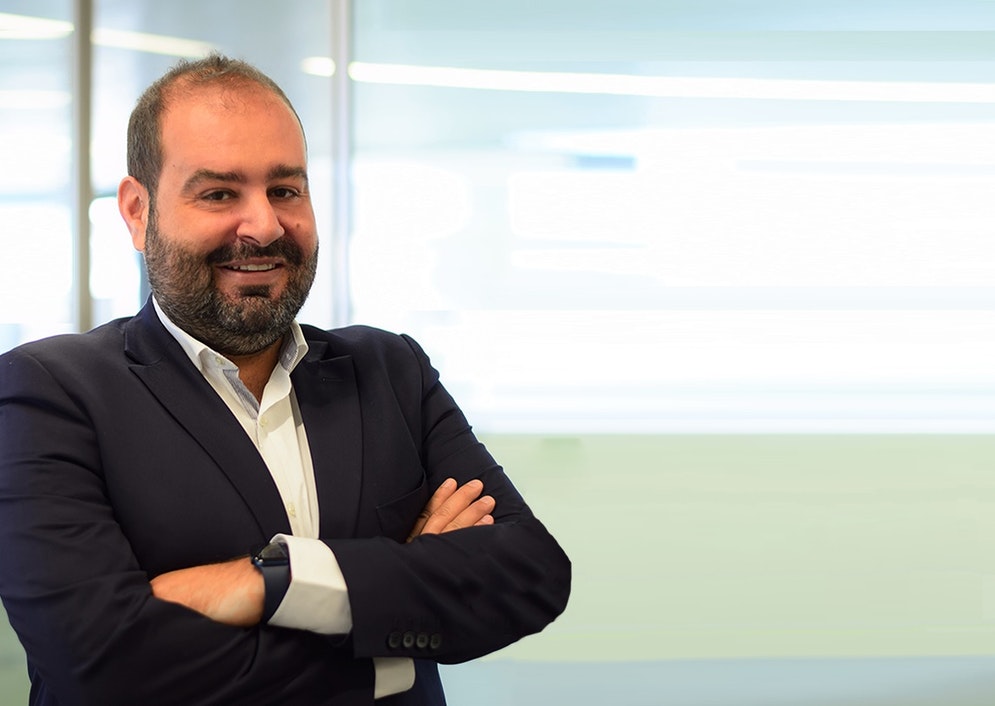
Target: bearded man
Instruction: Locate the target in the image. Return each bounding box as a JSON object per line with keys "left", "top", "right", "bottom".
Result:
{"left": 0, "top": 54, "right": 570, "bottom": 706}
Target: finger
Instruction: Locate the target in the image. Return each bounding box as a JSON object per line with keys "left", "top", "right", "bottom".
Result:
{"left": 474, "top": 514, "right": 494, "bottom": 527}
{"left": 406, "top": 478, "right": 457, "bottom": 542}
{"left": 419, "top": 479, "right": 485, "bottom": 536}
{"left": 441, "top": 494, "right": 495, "bottom": 534}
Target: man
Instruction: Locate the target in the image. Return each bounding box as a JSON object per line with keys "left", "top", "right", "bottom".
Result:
{"left": 0, "top": 54, "right": 570, "bottom": 705}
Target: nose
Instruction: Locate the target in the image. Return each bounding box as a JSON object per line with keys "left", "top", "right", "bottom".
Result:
{"left": 235, "top": 192, "right": 285, "bottom": 246}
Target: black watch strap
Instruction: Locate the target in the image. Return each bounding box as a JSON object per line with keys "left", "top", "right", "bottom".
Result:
{"left": 251, "top": 541, "right": 291, "bottom": 622}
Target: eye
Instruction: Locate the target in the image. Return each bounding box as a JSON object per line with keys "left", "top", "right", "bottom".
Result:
{"left": 202, "top": 190, "right": 233, "bottom": 202}
{"left": 270, "top": 186, "right": 301, "bottom": 199}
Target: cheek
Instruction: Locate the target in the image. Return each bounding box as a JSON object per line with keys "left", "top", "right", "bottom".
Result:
{"left": 164, "top": 215, "right": 231, "bottom": 252}
{"left": 291, "top": 221, "right": 318, "bottom": 247}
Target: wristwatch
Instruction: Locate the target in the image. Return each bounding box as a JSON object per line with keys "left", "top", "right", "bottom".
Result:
{"left": 251, "top": 541, "right": 291, "bottom": 622}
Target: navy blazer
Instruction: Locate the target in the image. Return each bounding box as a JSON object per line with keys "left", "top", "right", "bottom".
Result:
{"left": 0, "top": 300, "right": 570, "bottom": 705}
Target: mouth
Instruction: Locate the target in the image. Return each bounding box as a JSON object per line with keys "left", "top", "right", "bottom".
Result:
{"left": 214, "top": 260, "right": 287, "bottom": 297}
{"left": 224, "top": 263, "right": 280, "bottom": 272}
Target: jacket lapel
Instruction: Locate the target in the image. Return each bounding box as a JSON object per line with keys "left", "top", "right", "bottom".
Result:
{"left": 122, "top": 301, "right": 292, "bottom": 538}
{"left": 292, "top": 339, "right": 364, "bottom": 539}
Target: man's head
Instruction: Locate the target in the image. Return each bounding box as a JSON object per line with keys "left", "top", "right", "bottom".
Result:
{"left": 118, "top": 54, "right": 318, "bottom": 357}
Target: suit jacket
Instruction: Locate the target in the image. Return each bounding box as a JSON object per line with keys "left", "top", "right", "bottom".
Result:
{"left": 0, "top": 300, "right": 570, "bottom": 706}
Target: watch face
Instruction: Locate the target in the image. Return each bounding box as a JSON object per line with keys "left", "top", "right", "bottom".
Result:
{"left": 254, "top": 542, "right": 290, "bottom": 565}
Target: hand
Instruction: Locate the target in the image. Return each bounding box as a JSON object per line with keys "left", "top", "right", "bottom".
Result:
{"left": 407, "top": 478, "right": 495, "bottom": 542}
{"left": 150, "top": 556, "right": 263, "bottom": 627}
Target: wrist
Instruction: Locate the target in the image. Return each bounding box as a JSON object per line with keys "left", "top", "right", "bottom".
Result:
{"left": 251, "top": 541, "right": 291, "bottom": 622}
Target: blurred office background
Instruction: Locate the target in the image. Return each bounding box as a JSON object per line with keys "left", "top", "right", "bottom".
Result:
{"left": 3, "top": 0, "right": 995, "bottom": 703}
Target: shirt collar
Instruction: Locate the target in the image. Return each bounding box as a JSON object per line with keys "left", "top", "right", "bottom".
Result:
{"left": 152, "top": 296, "right": 309, "bottom": 376}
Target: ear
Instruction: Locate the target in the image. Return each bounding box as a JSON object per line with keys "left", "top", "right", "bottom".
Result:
{"left": 118, "top": 176, "right": 150, "bottom": 251}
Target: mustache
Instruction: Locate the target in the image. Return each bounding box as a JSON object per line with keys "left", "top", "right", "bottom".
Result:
{"left": 204, "top": 239, "right": 306, "bottom": 266}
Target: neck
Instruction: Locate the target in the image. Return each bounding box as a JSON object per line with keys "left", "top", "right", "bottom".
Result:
{"left": 227, "top": 338, "right": 283, "bottom": 402}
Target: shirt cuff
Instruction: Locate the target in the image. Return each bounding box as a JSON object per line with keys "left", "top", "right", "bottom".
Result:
{"left": 266, "top": 535, "right": 415, "bottom": 699}
{"left": 373, "top": 658, "right": 416, "bottom": 699}
{"left": 267, "top": 534, "right": 352, "bottom": 635}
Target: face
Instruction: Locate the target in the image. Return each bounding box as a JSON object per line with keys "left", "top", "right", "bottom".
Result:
{"left": 135, "top": 83, "right": 318, "bottom": 357}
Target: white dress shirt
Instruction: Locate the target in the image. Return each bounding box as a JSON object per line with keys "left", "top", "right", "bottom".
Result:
{"left": 153, "top": 299, "right": 414, "bottom": 698}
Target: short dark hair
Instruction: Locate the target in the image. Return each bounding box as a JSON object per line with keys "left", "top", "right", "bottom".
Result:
{"left": 126, "top": 53, "right": 303, "bottom": 197}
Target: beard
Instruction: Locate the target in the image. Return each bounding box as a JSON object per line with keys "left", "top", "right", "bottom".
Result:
{"left": 143, "top": 205, "right": 318, "bottom": 357}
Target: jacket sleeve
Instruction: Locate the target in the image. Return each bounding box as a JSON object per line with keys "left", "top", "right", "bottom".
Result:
{"left": 0, "top": 349, "right": 371, "bottom": 706}
{"left": 327, "top": 334, "right": 571, "bottom": 664}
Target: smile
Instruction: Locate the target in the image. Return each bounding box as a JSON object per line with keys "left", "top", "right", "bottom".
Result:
{"left": 225, "top": 263, "right": 279, "bottom": 272}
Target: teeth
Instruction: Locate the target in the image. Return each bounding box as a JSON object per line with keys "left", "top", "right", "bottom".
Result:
{"left": 230, "top": 264, "right": 277, "bottom": 272}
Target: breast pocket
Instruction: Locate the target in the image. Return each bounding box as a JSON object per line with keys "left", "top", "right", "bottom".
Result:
{"left": 375, "top": 474, "right": 431, "bottom": 542}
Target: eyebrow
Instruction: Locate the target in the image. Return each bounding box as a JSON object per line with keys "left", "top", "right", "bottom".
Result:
{"left": 181, "top": 164, "right": 309, "bottom": 192}
{"left": 269, "top": 164, "right": 309, "bottom": 183}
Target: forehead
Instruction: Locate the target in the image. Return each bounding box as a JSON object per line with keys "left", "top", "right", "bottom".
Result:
{"left": 159, "top": 83, "right": 306, "bottom": 164}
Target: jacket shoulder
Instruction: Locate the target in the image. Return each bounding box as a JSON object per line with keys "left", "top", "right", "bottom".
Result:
{"left": 301, "top": 323, "right": 399, "bottom": 346}
{"left": 298, "top": 324, "right": 436, "bottom": 393}
{"left": 1, "top": 318, "right": 131, "bottom": 367}
{"left": 301, "top": 323, "right": 423, "bottom": 359}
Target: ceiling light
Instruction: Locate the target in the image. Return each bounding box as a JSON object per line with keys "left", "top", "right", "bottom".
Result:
{"left": 92, "top": 28, "right": 212, "bottom": 57}
{"left": 0, "top": 12, "right": 211, "bottom": 57}
{"left": 301, "top": 57, "right": 336, "bottom": 77}
{"left": 0, "top": 12, "right": 71, "bottom": 39}
{"left": 345, "top": 61, "right": 995, "bottom": 104}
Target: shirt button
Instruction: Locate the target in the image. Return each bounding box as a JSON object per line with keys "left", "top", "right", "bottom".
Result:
{"left": 286, "top": 502, "right": 297, "bottom": 518}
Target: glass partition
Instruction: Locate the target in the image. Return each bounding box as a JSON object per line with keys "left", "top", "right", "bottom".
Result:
{"left": 4, "top": 3, "right": 995, "bottom": 705}
{"left": 350, "top": 0, "right": 995, "bottom": 434}
{"left": 0, "top": 2, "right": 74, "bottom": 349}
